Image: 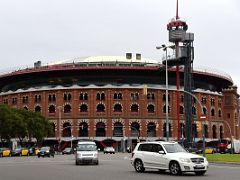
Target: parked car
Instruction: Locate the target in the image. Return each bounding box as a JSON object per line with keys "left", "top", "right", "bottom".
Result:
{"left": 28, "top": 147, "right": 39, "bottom": 156}
{"left": 131, "top": 141, "right": 208, "bottom": 175}
{"left": 62, "top": 147, "right": 73, "bottom": 155}
{"left": 104, "top": 146, "right": 115, "bottom": 154}
{"left": 0, "top": 147, "right": 11, "bottom": 157}
{"left": 11, "top": 147, "right": 29, "bottom": 156}
{"left": 38, "top": 146, "right": 54, "bottom": 158}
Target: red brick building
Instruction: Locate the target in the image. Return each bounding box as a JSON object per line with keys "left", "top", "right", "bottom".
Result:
{"left": 0, "top": 55, "right": 239, "bottom": 147}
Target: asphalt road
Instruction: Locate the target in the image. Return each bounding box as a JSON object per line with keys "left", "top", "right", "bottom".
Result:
{"left": 0, "top": 153, "right": 240, "bottom": 180}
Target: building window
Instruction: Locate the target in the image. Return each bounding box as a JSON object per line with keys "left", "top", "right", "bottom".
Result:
{"left": 147, "top": 93, "right": 155, "bottom": 100}
{"left": 79, "top": 92, "right": 88, "bottom": 100}
{"left": 12, "top": 97, "right": 17, "bottom": 105}
{"left": 201, "top": 97, "right": 207, "bottom": 104}
{"left": 96, "top": 104, "right": 105, "bottom": 112}
{"left": 49, "top": 105, "right": 56, "bottom": 113}
{"left": 130, "top": 92, "right": 139, "bottom": 101}
{"left": 113, "top": 103, "right": 122, "bottom": 112}
{"left": 218, "top": 109, "right": 222, "bottom": 117}
{"left": 147, "top": 104, "right": 155, "bottom": 113}
{"left": 22, "top": 96, "right": 29, "bottom": 104}
{"left": 64, "top": 104, "right": 71, "bottom": 113}
{"left": 210, "top": 98, "right": 215, "bottom": 106}
{"left": 35, "top": 95, "right": 41, "bottom": 103}
{"left": 203, "top": 107, "right": 207, "bottom": 115}
{"left": 163, "top": 94, "right": 170, "bottom": 102}
{"left": 180, "top": 95, "right": 184, "bottom": 103}
{"left": 64, "top": 93, "right": 71, "bottom": 101}
{"left": 48, "top": 94, "right": 56, "bottom": 102}
{"left": 114, "top": 92, "right": 122, "bottom": 100}
{"left": 212, "top": 125, "right": 217, "bottom": 139}
{"left": 35, "top": 105, "right": 41, "bottom": 112}
{"left": 3, "top": 98, "right": 8, "bottom": 104}
{"left": 211, "top": 109, "right": 215, "bottom": 117}
{"left": 130, "top": 104, "right": 139, "bottom": 112}
{"left": 96, "top": 92, "right": 105, "bottom": 100}
{"left": 180, "top": 105, "right": 184, "bottom": 114}
{"left": 227, "top": 113, "right": 231, "bottom": 118}
{"left": 163, "top": 105, "right": 170, "bottom": 113}
{"left": 80, "top": 104, "right": 88, "bottom": 112}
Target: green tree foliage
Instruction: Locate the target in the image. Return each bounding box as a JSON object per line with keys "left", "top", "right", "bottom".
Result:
{"left": 0, "top": 105, "right": 53, "bottom": 145}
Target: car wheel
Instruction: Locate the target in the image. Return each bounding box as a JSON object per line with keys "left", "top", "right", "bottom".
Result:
{"left": 195, "top": 171, "right": 206, "bottom": 176}
{"left": 95, "top": 160, "right": 99, "bottom": 165}
{"left": 75, "top": 161, "right": 79, "bottom": 165}
{"left": 134, "top": 159, "right": 145, "bottom": 172}
{"left": 0, "top": 153, "right": 2, "bottom": 157}
{"left": 169, "top": 161, "right": 182, "bottom": 175}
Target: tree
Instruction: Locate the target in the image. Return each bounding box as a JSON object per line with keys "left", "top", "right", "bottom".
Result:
{"left": 0, "top": 105, "right": 53, "bottom": 146}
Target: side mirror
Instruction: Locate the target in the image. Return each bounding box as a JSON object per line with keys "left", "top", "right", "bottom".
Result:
{"left": 158, "top": 150, "right": 165, "bottom": 154}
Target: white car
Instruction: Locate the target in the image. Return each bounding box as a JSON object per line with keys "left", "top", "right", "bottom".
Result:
{"left": 75, "top": 141, "right": 99, "bottom": 165}
{"left": 104, "top": 146, "right": 115, "bottom": 154}
{"left": 131, "top": 141, "right": 208, "bottom": 175}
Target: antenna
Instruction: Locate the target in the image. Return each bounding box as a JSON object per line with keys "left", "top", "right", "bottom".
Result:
{"left": 176, "top": 0, "right": 179, "bottom": 20}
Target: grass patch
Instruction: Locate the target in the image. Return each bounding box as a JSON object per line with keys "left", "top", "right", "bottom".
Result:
{"left": 203, "top": 154, "right": 240, "bottom": 163}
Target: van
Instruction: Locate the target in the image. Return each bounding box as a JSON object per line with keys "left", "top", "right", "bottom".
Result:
{"left": 75, "top": 141, "right": 99, "bottom": 165}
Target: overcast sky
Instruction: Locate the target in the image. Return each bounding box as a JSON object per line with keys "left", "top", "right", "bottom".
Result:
{"left": 0, "top": 0, "right": 240, "bottom": 91}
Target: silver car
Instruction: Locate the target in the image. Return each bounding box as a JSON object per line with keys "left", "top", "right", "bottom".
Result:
{"left": 75, "top": 141, "right": 99, "bottom": 165}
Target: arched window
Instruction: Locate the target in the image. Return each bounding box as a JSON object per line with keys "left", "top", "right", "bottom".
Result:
{"left": 163, "top": 123, "right": 172, "bottom": 137}
{"left": 211, "top": 109, "right": 215, "bottom": 116}
{"left": 192, "top": 123, "right": 198, "bottom": 138}
{"left": 114, "top": 93, "right": 118, "bottom": 99}
{"left": 79, "top": 122, "right": 88, "bottom": 137}
{"left": 64, "top": 104, "right": 71, "bottom": 113}
{"left": 180, "top": 106, "right": 184, "bottom": 114}
{"left": 212, "top": 125, "right": 217, "bottom": 139}
{"left": 96, "top": 122, "right": 106, "bottom": 137}
{"left": 204, "top": 124, "right": 208, "bottom": 138}
{"left": 113, "top": 122, "right": 123, "bottom": 137}
{"left": 96, "top": 104, "right": 105, "bottom": 112}
{"left": 35, "top": 105, "right": 41, "bottom": 112}
{"left": 80, "top": 104, "right": 88, "bottom": 112}
{"left": 218, "top": 109, "right": 222, "bottom": 117}
{"left": 203, "top": 107, "right": 207, "bottom": 115}
{"left": 163, "top": 105, "right": 170, "bottom": 113}
{"left": 114, "top": 103, "right": 122, "bottom": 112}
{"left": 147, "top": 122, "right": 156, "bottom": 137}
{"left": 131, "top": 122, "right": 140, "bottom": 137}
{"left": 130, "top": 104, "right": 139, "bottom": 112}
{"left": 96, "top": 93, "right": 101, "bottom": 100}
{"left": 147, "top": 104, "right": 154, "bottom": 113}
{"left": 220, "top": 126, "right": 223, "bottom": 139}
{"left": 49, "top": 105, "right": 56, "bottom": 113}
{"left": 62, "top": 122, "right": 71, "bottom": 137}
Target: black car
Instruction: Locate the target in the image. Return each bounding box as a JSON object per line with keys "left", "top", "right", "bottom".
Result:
{"left": 38, "top": 146, "right": 54, "bottom": 158}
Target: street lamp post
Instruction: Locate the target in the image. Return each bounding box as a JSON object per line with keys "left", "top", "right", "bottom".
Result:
{"left": 57, "top": 106, "right": 62, "bottom": 152}
{"left": 156, "top": 44, "right": 175, "bottom": 141}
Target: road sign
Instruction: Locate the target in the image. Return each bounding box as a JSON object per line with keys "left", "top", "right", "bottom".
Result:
{"left": 200, "top": 115, "right": 206, "bottom": 120}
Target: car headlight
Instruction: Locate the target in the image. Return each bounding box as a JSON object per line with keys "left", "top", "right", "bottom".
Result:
{"left": 179, "top": 158, "right": 191, "bottom": 163}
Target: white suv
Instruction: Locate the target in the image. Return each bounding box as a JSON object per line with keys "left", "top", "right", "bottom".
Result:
{"left": 131, "top": 141, "right": 208, "bottom": 175}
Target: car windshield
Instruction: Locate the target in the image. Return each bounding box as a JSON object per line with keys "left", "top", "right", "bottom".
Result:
{"left": 77, "top": 144, "right": 97, "bottom": 151}
{"left": 163, "top": 143, "right": 187, "bottom": 153}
